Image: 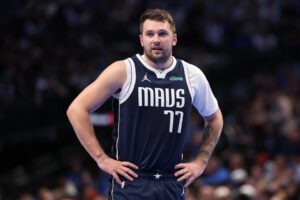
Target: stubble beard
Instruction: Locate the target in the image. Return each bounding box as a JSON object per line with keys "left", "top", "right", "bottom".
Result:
{"left": 144, "top": 48, "right": 171, "bottom": 65}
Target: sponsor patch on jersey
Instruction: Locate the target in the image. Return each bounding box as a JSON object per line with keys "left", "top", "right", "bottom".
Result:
{"left": 169, "top": 76, "right": 183, "bottom": 81}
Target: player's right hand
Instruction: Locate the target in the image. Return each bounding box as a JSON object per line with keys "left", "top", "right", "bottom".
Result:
{"left": 96, "top": 155, "right": 139, "bottom": 185}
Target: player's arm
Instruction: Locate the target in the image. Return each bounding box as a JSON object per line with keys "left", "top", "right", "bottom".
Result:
{"left": 175, "top": 109, "right": 223, "bottom": 187}
{"left": 66, "top": 61, "right": 138, "bottom": 185}
{"left": 195, "top": 108, "right": 223, "bottom": 166}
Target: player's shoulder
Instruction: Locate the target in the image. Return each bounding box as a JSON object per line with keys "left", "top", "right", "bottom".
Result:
{"left": 111, "top": 56, "right": 137, "bottom": 69}
{"left": 110, "top": 59, "right": 127, "bottom": 68}
{"left": 98, "top": 60, "right": 128, "bottom": 83}
{"left": 104, "top": 59, "right": 129, "bottom": 75}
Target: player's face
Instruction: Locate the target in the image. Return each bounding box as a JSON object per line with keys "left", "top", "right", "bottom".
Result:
{"left": 140, "top": 20, "right": 177, "bottom": 65}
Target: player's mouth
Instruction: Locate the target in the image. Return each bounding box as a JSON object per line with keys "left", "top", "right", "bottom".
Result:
{"left": 151, "top": 47, "right": 163, "bottom": 52}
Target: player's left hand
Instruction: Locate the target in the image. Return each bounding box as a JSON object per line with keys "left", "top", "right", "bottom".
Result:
{"left": 174, "top": 160, "right": 207, "bottom": 187}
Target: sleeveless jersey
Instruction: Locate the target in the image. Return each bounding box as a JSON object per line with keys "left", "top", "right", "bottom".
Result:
{"left": 112, "top": 54, "right": 218, "bottom": 173}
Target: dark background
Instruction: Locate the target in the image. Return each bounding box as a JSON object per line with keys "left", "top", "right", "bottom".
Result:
{"left": 0, "top": 0, "right": 300, "bottom": 199}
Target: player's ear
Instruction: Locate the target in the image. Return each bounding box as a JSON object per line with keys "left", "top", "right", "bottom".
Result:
{"left": 139, "top": 34, "right": 144, "bottom": 47}
{"left": 173, "top": 33, "right": 177, "bottom": 46}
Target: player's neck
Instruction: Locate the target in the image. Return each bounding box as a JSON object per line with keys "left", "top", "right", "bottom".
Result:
{"left": 142, "top": 54, "right": 173, "bottom": 71}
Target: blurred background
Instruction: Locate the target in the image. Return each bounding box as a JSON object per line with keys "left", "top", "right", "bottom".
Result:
{"left": 1, "top": 0, "right": 300, "bottom": 199}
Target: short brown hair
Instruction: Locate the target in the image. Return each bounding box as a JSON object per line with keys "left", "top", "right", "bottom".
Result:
{"left": 139, "top": 8, "right": 176, "bottom": 33}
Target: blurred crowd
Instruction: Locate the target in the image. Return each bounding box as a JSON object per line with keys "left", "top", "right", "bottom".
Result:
{"left": 1, "top": 0, "right": 300, "bottom": 199}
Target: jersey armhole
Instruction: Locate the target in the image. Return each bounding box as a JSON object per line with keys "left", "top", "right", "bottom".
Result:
{"left": 113, "top": 58, "right": 136, "bottom": 104}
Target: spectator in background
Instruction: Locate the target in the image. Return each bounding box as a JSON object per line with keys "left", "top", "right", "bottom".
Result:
{"left": 201, "top": 157, "right": 230, "bottom": 186}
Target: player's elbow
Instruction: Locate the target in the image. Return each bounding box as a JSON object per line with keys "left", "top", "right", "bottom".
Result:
{"left": 66, "top": 100, "right": 90, "bottom": 121}
{"left": 66, "top": 104, "right": 74, "bottom": 119}
{"left": 66, "top": 102, "right": 79, "bottom": 120}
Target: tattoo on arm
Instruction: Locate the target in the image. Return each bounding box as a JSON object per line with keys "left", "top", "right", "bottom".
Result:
{"left": 197, "top": 123, "right": 221, "bottom": 164}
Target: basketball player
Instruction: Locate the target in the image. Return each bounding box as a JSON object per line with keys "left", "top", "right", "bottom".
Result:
{"left": 67, "top": 8, "right": 223, "bottom": 200}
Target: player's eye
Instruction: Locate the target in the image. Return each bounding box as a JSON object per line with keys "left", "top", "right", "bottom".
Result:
{"left": 158, "top": 31, "right": 168, "bottom": 37}
{"left": 145, "top": 32, "right": 154, "bottom": 37}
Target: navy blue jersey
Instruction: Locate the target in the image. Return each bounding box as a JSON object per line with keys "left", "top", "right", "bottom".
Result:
{"left": 112, "top": 54, "right": 193, "bottom": 173}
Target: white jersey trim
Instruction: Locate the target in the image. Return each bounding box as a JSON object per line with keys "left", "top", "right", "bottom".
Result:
{"left": 136, "top": 54, "right": 177, "bottom": 79}
{"left": 116, "top": 99, "right": 120, "bottom": 160}
{"left": 114, "top": 58, "right": 136, "bottom": 104}
{"left": 111, "top": 178, "right": 115, "bottom": 200}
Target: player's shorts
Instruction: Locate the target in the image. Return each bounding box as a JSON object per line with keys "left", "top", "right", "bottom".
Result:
{"left": 108, "top": 172, "right": 186, "bottom": 200}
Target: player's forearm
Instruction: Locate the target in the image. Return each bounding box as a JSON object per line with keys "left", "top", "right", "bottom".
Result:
{"left": 66, "top": 105, "right": 107, "bottom": 162}
{"left": 195, "top": 110, "right": 223, "bottom": 165}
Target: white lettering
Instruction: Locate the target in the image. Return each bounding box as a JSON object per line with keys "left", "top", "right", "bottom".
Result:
{"left": 138, "top": 87, "right": 185, "bottom": 108}
{"left": 165, "top": 88, "right": 175, "bottom": 107}
{"left": 138, "top": 87, "right": 154, "bottom": 106}
{"left": 176, "top": 89, "right": 185, "bottom": 108}
{"left": 155, "top": 88, "right": 164, "bottom": 107}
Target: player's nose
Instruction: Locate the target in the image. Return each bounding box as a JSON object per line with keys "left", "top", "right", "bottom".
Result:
{"left": 153, "top": 34, "right": 161, "bottom": 45}
{"left": 153, "top": 40, "right": 160, "bottom": 46}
